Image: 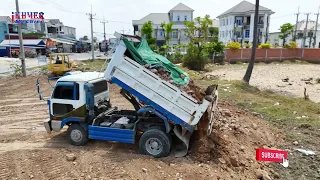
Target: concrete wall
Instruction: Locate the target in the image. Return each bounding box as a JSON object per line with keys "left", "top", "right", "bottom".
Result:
{"left": 224, "top": 48, "right": 320, "bottom": 63}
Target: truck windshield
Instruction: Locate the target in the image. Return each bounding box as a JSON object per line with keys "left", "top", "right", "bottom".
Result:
{"left": 93, "top": 81, "right": 108, "bottom": 95}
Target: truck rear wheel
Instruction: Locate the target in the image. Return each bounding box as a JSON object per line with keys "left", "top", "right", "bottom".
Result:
{"left": 139, "top": 129, "right": 171, "bottom": 158}
{"left": 67, "top": 124, "right": 88, "bottom": 146}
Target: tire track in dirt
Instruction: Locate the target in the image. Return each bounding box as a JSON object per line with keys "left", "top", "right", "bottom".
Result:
{"left": 0, "top": 152, "right": 16, "bottom": 179}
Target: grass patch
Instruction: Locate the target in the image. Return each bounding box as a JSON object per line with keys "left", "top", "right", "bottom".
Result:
{"left": 189, "top": 70, "right": 320, "bottom": 144}
{"left": 74, "top": 59, "right": 107, "bottom": 72}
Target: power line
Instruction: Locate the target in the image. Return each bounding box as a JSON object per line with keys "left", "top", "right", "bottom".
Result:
{"left": 271, "top": 13, "right": 293, "bottom": 19}
{"left": 93, "top": 18, "right": 131, "bottom": 24}
{"left": 30, "top": 0, "right": 86, "bottom": 14}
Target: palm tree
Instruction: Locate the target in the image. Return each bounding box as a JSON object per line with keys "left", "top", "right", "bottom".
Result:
{"left": 243, "top": 0, "right": 259, "bottom": 83}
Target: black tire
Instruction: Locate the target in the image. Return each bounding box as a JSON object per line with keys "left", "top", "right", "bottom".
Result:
{"left": 67, "top": 123, "right": 88, "bottom": 146}
{"left": 148, "top": 126, "right": 172, "bottom": 144}
{"left": 139, "top": 129, "right": 171, "bottom": 158}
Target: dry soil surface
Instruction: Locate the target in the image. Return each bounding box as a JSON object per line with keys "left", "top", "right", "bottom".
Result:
{"left": 0, "top": 76, "right": 282, "bottom": 180}
{"left": 208, "top": 64, "right": 320, "bottom": 103}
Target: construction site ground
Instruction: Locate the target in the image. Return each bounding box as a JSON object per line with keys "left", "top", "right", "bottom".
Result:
{"left": 0, "top": 62, "right": 319, "bottom": 180}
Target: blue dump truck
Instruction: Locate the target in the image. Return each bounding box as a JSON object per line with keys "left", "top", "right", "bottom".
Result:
{"left": 38, "top": 33, "right": 218, "bottom": 158}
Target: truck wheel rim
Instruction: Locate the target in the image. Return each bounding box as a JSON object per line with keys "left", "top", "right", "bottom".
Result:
{"left": 145, "top": 138, "right": 163, "bottom": 155}
{"left": 71, "top": 129, "right": 82, "bottom": 142}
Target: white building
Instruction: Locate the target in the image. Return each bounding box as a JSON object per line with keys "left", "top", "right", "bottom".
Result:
{"left": 217, "top": 0, "right": 274, "bottom": 45}
{"left": 133, "top": 3, "right": 194, "bottom": 46}
{"left": 269, "top": 20, "right": 320, "bottom": 48}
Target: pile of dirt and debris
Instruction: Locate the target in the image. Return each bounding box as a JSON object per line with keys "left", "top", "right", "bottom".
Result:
{"left": 143, "top": 64, "right": 212, "bottom": 104}
{"left": 189, "top": 101, "right": 284, "bottom": 179}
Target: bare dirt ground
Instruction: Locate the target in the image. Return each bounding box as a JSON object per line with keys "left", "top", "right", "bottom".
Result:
{"left": 208, "top": 64, "right": 320, "bottom": 103}
{"left": 0, "top": 76, "right": 282, "bottom": 180}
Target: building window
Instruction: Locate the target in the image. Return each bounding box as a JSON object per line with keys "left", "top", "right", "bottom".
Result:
{"left": 170, "top": 31, "right": 178, "bottom": 38}
{"left": 236, "top": 19, "right": 242, "bottom": 26}
{"left": 222, "top": 31, "right": 224, "bottom": 37}
{"left": 177, "top": 16, "right": 180, "bottom": 21}
{"left": 160, "top": 31, "right": 163, "bottom": 36}
{"left": 226, "top": 19, "right": 228, "bottom": 25}
{"left": 184, "top": 16, "right": 187, "bottom": 21}
{"left": 245, "top": 30, "right": 250, "bottom": 38}
{"left": 230, "top": 18, "right": 232, "bottom": 25}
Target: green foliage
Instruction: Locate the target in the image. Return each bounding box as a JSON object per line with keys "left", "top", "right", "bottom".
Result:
{"left": 244, "top": 42, "right": 252, "bottom": 48}
{"left": 183, "top": 44, "right": 207, "bottom": 70}
{"left": 279, "top": 23, "right": 294, "bottom": 46}
{"left": 258, "top": 43, "right": 272, "bottom": 49}
{"left": 160, "top": 22, "right": 174, "bottom": 44}
{"left": 287, "top": 41, "right": 298, "bottom": 49}
{"left": 183, "top": 14, "right": 213, "bottom": 70}
{"left": 208, "top": 27, "right": 219, "bottom": 42}
{"left": 9, "top": 63, "right": 22, "bottom": 77}
{"left": 204, "top": 42, "right": 225, "bottom": 55}
{"left": 226, "top": 42, "right": 241, "bottom": 51}
{"left": 172, "top": 51, "right": 184, "bottom": 63}
{"left": 141, "top": 21, "right": 156, "bottom": 45}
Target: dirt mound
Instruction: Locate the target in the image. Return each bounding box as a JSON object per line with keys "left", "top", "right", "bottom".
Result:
{"left": 190, "top": 101, "right": 284, "bottom": 179}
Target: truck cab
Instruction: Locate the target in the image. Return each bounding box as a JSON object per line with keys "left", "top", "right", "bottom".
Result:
{"left": 44, "top": 72, "right": 110, "bottom": 133}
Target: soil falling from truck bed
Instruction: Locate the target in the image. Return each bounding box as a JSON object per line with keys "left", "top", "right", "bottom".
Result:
{"left": 189, "top": 101, "right": 284, "bottom": 179}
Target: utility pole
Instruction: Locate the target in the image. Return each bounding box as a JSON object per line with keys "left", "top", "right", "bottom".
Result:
{"left": 293, "top": 6, "right": 300, "bottom": 41}
{"left": 313, "top": 6, "right": 319, "bottom": 48}
{"left": 100, "top": 18, "right": 107, "bottom": 41}
{"left": 15, "top": 0, "right": 26, "bottom": 77}
{"left": 86, "top": 5, "right": 95, "bottom": 61}
{"left": 303, "top": 13, "right": 311, "bottom": 48}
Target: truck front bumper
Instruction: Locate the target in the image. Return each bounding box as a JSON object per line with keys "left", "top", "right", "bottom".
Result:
{"left": 44, "top": 118, "right": 52, "bottom": 134}
{"left": 44, "top": 119, "right": 63, "bottom": 134}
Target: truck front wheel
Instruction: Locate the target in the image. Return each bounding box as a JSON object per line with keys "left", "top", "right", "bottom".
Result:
{"left": 67, "top": 124, "right": 88, "bottom": 146}
{"left": 139, "top": 129, "right": 171, "bottom": 158}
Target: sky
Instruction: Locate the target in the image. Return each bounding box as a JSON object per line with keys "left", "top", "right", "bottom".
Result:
{"left": 1, "top": 0, "right": 319, "bottom": 41}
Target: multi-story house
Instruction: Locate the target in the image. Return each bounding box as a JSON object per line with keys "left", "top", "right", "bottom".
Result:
{"left": 217, "top": 0, "right": 274, "bottom": 45}
{"left": 269, "top": 20, "right": 320, "bottom": 48}
{"left": 132, "top": 3, "right": 194, "bottom": 46}
{"left": 44, "top": 19, "right": 76, "bottom": 39}
{"left": 0, "top": 16, "right": 18, "bottom": 42}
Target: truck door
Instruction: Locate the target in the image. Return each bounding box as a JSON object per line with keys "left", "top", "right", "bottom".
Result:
{"left": 50, "top": 82, "right": 80, "bottom": 118}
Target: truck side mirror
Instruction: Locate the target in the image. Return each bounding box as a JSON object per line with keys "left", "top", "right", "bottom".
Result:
{"left": 36, "top": 78, "right": 46, "bottom": 101}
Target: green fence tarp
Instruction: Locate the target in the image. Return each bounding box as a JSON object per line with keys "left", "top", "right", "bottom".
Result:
{"left": 123, "top": 38, "right": 189, "bottom": 86}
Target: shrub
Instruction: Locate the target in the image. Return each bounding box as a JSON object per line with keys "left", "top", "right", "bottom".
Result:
{"left": 258, "top": 43, "right": 272, "bottom": 49}
{"left": 226, "top": 42, "right": 241, "bottom": 51}
{"left": 25, "top": 50, "right": 37, "bottom": 58}
{"left": 243, "top": 42, "right": 252, "bottom": 48}
{"left": 172, "top": 51, "right": 183, "bottom": 63}
{"left": 287, "top": 41, "right": 298, "bottom": 49}
{"left": 10, "top": 63, "right": 22, "bottom": 77}
{"left": 183, "top": 44, "right": 208, "bottom": 70}
{"left": 283, "top": 44, "right": 290, "bottom": 48}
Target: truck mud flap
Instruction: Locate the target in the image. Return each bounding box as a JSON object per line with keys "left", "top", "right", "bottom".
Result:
{"left": 173, "top": 126, "right": 193, "bottom": 157}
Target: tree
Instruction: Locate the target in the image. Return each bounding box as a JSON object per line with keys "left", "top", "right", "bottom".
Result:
{"left": 183, "top": 15, "right": 213, "bottom": 70}
{"left": 141, "top": 20, "right": 156, "bottom": 45}
{"left": 208, "top": 27, "right": 219, "bottom": 42}
{"left": 160, "top": 22, "right": 174, "bottom": 44}
{"left": 243, "top": 0, "right": 259, "bottom": 83}
{"left": 278, "top": 23, "right": 294, "bottom": 46}
{"left": 83, "top": 35, "right": 88, "bottom": 41}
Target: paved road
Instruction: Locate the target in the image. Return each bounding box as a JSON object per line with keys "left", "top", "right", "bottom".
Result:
{"left": 0, "top": 51, "right": 108, "bottom": 74}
